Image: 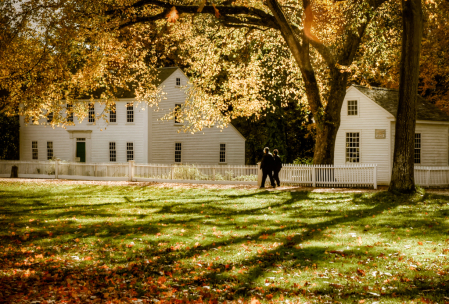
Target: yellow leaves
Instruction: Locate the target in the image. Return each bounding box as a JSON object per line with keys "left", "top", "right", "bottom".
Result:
{"left": 212, "top": 4, "right": 221, "bottom": 18}
{"left": 197, "top": 0, "right": 207, "bottom": 12}
{"left": 166, "top": 7, "right": 179, "bottom": 23}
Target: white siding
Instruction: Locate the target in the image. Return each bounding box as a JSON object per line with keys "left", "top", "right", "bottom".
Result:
{"left": 150, "top": 69, "right": 245, "bottom": 165}
{"left": 335, "top": 87, "right": 394, "bottom": 184}
{"left": 336, "top": 86, "right": 449, "bottom": 185}
{"left": 20, "top": 100, "right": 148, "bottom": 163}
{"left": 20, "top": 118, "right": 70, "bottom": 161}
{"left": 390, "top": 122, "right": 448, "bottom": 167}
{"left": 19, "top": 68, "right": 245, "bottom": 165}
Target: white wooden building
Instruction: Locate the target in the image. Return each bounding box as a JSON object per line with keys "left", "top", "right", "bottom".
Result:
{"left": 19, "top": 67, "right": 246, "bottom": 165}
{"left": 335, "top": 85, "right": 449, "bottom": 185}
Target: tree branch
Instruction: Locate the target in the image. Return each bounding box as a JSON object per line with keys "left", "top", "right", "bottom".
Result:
{"left": 338, "top": 0, "right": 388, "bottom": 65}
{"left": 105, "top": 0, "right": 279, "bottom": 30}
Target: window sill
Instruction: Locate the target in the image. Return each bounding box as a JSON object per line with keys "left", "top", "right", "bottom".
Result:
{"left": 219, "top": 163, "right": 227, "bottom": 165}
{"left": 108, "top": 122, "right": 118, "bottom": 125}
{"left": 125, "top": 123, "right": 135, "bottom": 125}
{"left": 174, "top": 123, "right": 183, "bottom": 126}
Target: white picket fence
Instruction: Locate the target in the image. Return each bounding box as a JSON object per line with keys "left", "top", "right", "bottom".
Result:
{"left": 414, "top": 166, "right": 449, "bottom": 188}
{"left": 0, "top": 160, "right": 380, "bottom": 188}
{"left": 0, "top": 160, "right": 258, "bottom": 185}
{"left": 3, "top": 160, "right": 449, "bottom": 188}
{"left": 279, "top": 164, "right": 377, "bottom": 188}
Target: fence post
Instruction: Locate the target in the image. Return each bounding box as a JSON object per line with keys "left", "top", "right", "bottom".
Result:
{"left": 312, "top": 166, "right": 316, "bottom": 187}
{"left": 426, "top": 168, "right": 430, "bottom": 188}
{"left": 257, "top": 162, "right": 262, "bottom": 187}
{"left": 373, "top": 165, "right": 377, "bottom": 190}
{"left": 213, "top": 168, "right": 216, "bottom": 181}
{"left": 128, "top": 160, "right": 134, "bottom": 182}
{"left": 55, "top": 159, "right": 59, "bottom": 179}
{"left": 171, "top": 165, "right": 174, "bottom": 180}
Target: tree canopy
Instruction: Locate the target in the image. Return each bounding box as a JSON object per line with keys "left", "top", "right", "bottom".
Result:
{"left": 1, "top": 0, "right": 448, "bottom": 164}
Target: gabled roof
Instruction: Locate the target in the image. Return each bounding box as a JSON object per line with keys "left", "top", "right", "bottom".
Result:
{"left": 86, "top": 67, "right": 181, "bottom": 99}
{"left": 352, "top": 85, "right": 449, "bottom": 122}
{"left": 154, "top": 67, "right": 179, "bottom": 86}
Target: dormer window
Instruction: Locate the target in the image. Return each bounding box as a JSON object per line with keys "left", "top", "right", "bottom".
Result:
{"left": 347, "top": 100, "right": 358, "bottom": 115}
{"left": 176, "top": 78, "right": 181, "bottom": 86}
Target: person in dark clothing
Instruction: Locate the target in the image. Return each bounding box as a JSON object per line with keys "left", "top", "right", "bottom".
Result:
{"left": 272, "top": 149, "right": 282, "bottom": 187}
{"left": 260, "top": 147, "right": 276, "bottom": 188}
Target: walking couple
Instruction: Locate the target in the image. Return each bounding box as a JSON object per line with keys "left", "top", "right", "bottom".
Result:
{"left": 259, "top": 147, "right": 282, "bottom": 189}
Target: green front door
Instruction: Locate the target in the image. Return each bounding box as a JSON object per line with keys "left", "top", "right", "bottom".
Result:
{"left": 76, "top": 142, "right": 86, "bottom": 162}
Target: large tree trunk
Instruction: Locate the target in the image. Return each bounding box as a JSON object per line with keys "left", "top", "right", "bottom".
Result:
{"left": 313, "top": 72, "right": 349, "bottom": 164}
{"left": 389, "top": 0, "right": 423, "bottom": 193}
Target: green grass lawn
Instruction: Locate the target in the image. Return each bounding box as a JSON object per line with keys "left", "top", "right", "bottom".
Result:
{"left": 0, "top": 180, "right": 449, "bottom": 303}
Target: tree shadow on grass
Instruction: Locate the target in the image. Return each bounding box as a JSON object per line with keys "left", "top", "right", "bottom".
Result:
{"left": 2, "top": 186, "right": 449, "bottom": 302}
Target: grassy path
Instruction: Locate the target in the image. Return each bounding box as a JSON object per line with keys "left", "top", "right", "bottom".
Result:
{"left": 0, "top": 179, "right": 448, "bottom": 303}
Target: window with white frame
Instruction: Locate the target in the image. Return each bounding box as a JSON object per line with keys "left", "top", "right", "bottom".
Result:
{"left": 88, "top": 103, "right": 95, "bottom": 122}
{"left": 127, "top": 142, "right": 134, "bottom": 161}
{"left": 126, "top": 103, "right": 134, "bottom": 123}
{"left": 176, "top": 78, "right": 181, "bottom": 86}
{"left": 109, "top": 142, "right": 116, "bottom": 162}
{"left": 174, "top": 104, "right": 181, "bottom": 124}
{"left": 220, "top": 143, "right": 226, "bottom": 163}
{"left": 67, "top": 104, "right": 73, "bottom": 122}
{"left": 347, "top": 100, "right": 358, "bottom": 116}
{"left": 110, "top": 103, "right": 116, "bottom": 123}
{"left": 47, "top": 112, "right": 53, "bottom": 123}
{"left": 175, "top": 143, "right": 182, "bottom": 163}
{"left": 32, "top": 141, "right": 38, "bottom": 160}
{"left": 415, "top": 133, "right": 421, "bottom": 164}
{"left": 47, "top": 142, "right": 53, "bottom": 160}
{"left": 345, "top": 132, "right": 360, "bottom": 162}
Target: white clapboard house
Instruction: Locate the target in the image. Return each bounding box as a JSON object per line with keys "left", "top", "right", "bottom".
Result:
{"left": 19, "top": 67, "right": 246, "bottom": 165}
{"left": 335, "top": 85, "right": 449, "bottom": 185}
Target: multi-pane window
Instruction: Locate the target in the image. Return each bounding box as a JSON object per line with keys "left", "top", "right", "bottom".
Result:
{"left": 127, "top": 142, "right": 134, "bottom": 161}
{"left": 88, "top": 103, "right": 95, "bottom": 123}
{"left": 345, "top": 132, "right": 360, "bottom": 163}
{"left": 109, "top": 142, "right": 116, "bottom": 162}
{"left": 175, "top": 143, "right": 182, "bottom": 163}
{"left": 176, "top": 78, "right": 181, "bottom": 86}
{"left": 110, "top": 103, "right": 116, "bottom": 123}
{"left": 32, "top": 141, "right": 38, "bottom": 160}
{"left": 347, "top": 100, "right": 358, "bottom": 116}
{"left": 415, "top": 133, "right": 421, "bottom": 164}
{"left": 174, "top": 104, "right": 181, "bottom": 124}
{"left": 126, "top": 103, "right": 134, "bottom": 123}
{"left": 220, "top": 143, "right": 226, "bottom": 163}
{"left": 47, "top": 142, "right": 53, "bottom": 160}
{"left": 67, "top": 104, "right": 73, "bottom": 122}
{"left": 47, "top": 112, "right": 53, "bottom": 123}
